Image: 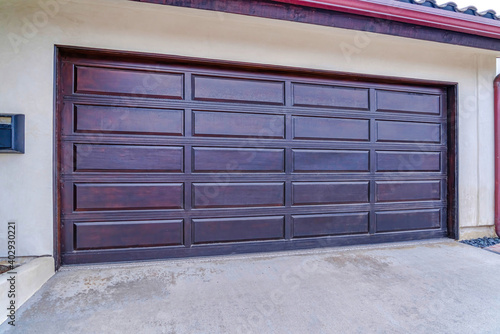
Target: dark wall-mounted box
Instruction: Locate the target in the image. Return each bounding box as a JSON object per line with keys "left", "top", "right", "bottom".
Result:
{"left": 0, "top": 114, "right": 25, "bottom": 154}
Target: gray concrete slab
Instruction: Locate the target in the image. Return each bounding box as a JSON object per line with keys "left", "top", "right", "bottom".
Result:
{"left": 2, "top": 239, "right": 500, "bottom": 334}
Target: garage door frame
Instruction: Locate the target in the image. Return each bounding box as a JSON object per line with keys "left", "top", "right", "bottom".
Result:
{"left": 53, "top": 46, "right": 459, "bottom": 268}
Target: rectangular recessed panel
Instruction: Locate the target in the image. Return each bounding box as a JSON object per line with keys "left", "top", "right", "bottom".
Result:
{"left": 293, "top": 83, "right": 369, "bottom": 110}
{"left": 75, "top": 66, "right": 184, "bottom": 99}
{"left": 75, "top": 183, "right": 183, "bottom": 211}
{"left": 193, "top": 75, "right": 284, "bottom": 105}
{"left": 75, "top": 144, "right": 183, "bottom": 172}
{"left": 192, "top": 216, "right": 285, "bottom": 244}
{"left": 377, "top": 120, "right": 441, "bottom": 143}
{"left": 376, "top": 209, "right": 441, "bottom": 232}
{"left": 193, "top": 183, "right": 284, "bottom": 208}
{"left": 75, "top": 105, "right": 183, "bottom": 136}
{"left": 293, "top": 116, "right": 369, "bottom": 141}
{"left": 293, "top": 149, "right": 369, "bottom": 172}
{"left": 193, "top": 147, "right": 284, "bottom": 173}
{"left": 74, "top": 220, "right": 183, "bottom": 250}
{"left": 193, "top": 111, "right": 285, "bottom": 139}
{"left": 376, "top": 151, "right": 441, "bottom": 172}
{"left": 376, "top": 181, "right": 441, "bottom": 202}
{"left": 292, "top": 182, "right": 369, "bottom": 206}
{"left": 292, "top": 212, "right": 369, "bottom": 238}
{"left": 376, "top": 90, "right": 440, "bottom": 115}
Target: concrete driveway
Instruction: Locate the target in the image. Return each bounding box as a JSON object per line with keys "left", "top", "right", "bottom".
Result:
{"left": 2, "top": 239, "right": 500, "bottom": 334}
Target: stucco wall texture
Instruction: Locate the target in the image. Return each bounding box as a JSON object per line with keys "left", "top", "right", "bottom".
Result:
{"left": 0, "top": 0, "right": 498, "bottom": 257}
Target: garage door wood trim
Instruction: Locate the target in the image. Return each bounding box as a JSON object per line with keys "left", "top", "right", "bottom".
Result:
{"left": 54, "top": 46, "right": 458, "bottom": 267}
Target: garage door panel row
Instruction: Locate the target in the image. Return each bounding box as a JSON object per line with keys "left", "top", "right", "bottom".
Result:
{"left": 65, "top": 144, "right": 443, "bottom": 174}
{"left": 69, "top": 103, "right": 444, "bottom": 141}
{"left": 68, "top": 207, "right": 442, "bottom": 251}
{"left": 67, "top": 104, "right": 444, "bottom": 145}
{"left": 69, "top": 63, "right": 443, "bottom": 118}
{"left": 68, "top": 180, "right": 444, "bottom": 214}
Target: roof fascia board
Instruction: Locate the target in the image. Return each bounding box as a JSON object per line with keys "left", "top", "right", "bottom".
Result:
{"left": 275, "top": 0, "right": 500, "bottom": 39}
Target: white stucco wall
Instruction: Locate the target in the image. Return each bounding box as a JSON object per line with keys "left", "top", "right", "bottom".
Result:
{"left": 0, "top": 0, "right": 498, "bottom": 257}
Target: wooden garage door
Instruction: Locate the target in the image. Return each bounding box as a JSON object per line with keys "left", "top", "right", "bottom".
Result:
{"left": 57, "top": 49, "right": 449, "bottom": 264}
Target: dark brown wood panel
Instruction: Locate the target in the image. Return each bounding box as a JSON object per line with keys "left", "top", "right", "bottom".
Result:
{"left": 376, "top": 151, "right": 441, "bottom": 172}
{"left": 192, "top": 216, "right": 285, "bottom": 244}
{"left": 193, "top": 110, "right": 285, "bottom": 139}
{"left": 292, "top": 182, "right": 369, "bottom": 206}
{"left": 376, "top": 120, "right": 441, "bottom": 143}
{"left": 193, "top": 75, "right": 285, "bottom": 105}
{"left": 292, "top": 149, "right": 369, "bottom": 172}
{"left": 193, "top": 147, "right": 284, "bottom": 173}
{"left": 57, "top": 48, "right": 452, "bottom": 265}
{"left": 293, "top": 116, "right": 370, "bottom": 141}
{"left": 74, "top": 220, "right": 183, "bottom": 250}
{"left": 292, "top": 212, "right": 369, "bottom": 238}
{"left": 292, "top": 83, "right": 369, "bottom": 110}
{"left": 75, "top": 66, "right": 184, "bottom": 99}
{"left": 74, "top": 183, "right": 184, "bottom": 211}
{"left": 75, "top": 144, "right": 183, "bottom": 172}
{"left": 74, "top": 105, "right": 184, "bottom": 136}
{"left": 375, "top": 209, "right": 441, "bottom": 232}
{"left": 376, "top": 181, "right": 441, "bottom": 202}
{"left": 376, "top": 90, "right": 441, "bottom": 115}
{"left": 193, "top": 183, "right": 285, "bottom": 208}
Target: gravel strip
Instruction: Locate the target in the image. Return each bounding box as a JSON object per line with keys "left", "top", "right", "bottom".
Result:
{"left": 460, "top": 237, "right": 500, "bottom": 248}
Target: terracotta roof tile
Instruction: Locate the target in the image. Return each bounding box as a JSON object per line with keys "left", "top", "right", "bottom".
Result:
{"left": 397, "top": 0, "right": 499, "bottom": 20}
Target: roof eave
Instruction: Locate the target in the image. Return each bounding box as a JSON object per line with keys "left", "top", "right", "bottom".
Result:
{"left": 275, "top": 0, "right": 500, "bottom": 39}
